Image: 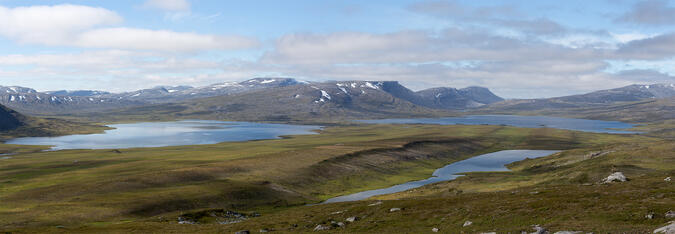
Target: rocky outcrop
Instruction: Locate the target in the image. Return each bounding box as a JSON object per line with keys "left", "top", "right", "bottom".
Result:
{"left": 601, "top": 172, "right": 627, "bottom": 183}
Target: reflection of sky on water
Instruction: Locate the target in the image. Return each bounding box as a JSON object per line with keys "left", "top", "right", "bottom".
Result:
{"left": 323, "top": 150, "right": 559, "bottom": 203}
{"left": 7, "top": 120, "right": 320, "bottom": 150}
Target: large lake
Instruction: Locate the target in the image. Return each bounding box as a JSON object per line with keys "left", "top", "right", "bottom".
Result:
{"left": 359, "top": 115, "right": 637, "bottom": 134}
{"left": 6, "top": 120, "right": 321, "bottom": 150}
{"left": 5, "top": 115, "right": 636, "bottom": 150}
{"left": 323, "top": 150, "right": 560, "bottom": 203}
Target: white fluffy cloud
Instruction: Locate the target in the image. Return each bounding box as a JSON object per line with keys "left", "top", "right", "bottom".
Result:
{"left": 0, "top": 4, "right": 256, "bottom": 52}
{"left": 74, "top": 28, "right": 258, "bottom": 52}
{"left": 0, "top": 4, "right": 122, "bottom": 44}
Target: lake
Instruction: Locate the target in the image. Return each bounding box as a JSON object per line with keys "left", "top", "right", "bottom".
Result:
{"left": 6, "top": 120, "right": 321, "bottom": 150}
{"left": 322, "top": 150, "right": 560, "bottom": 203}
{"left": 359, "top": 115, "right": 637, "bottom": 134}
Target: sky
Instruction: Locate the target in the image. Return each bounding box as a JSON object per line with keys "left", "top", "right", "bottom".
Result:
{"left": 0, "top": 0, "right": 674, "bottom": 98}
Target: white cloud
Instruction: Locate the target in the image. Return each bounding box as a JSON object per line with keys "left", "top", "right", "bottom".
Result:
{"left": 0, "top": 4, "right": 122, "bottom": 45}
{"left": 143, "top": 0, "right": 190, "bottom": 12}
{"left": 262, "top": 29, "right": 606, "bottom": 65}
{"left": 74, "top": 27, "right": 258, "bottom": 52}
{"left": 0, "top": 4, "right": 257, "bottom": 52}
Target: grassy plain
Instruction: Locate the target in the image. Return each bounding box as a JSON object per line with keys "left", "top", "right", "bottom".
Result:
{"left": 0, "top": 123, "right": 672, "bottom": 233}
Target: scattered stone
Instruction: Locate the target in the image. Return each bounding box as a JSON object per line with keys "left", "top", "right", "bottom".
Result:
{"left": 647, "top": 213, "right": 655, "bottom": 219}
{"left": 235, "top": 231, "right": 250, "bottom": 234}
{"left": 177, "top": 216, "right": 197, "bottom": 224}
{"left": 553, "top": 232, "right": 582, "bottom": 234}
{"left": 313, "top": 224, "right": 331, "bottom": 231}
{"left": 368, "top": 201, "right": 383, "bottom": 206}
{"left": 531, "top": 225, "right": 548, "bottom": 234}
{"left": 337, "top": 222, "right": 345, "bottom": 227}
{"left": 666, "top": 211, "right": 675, "bottom": 219}
{"left": 432, "top": 227, "right": 439, "bottom": 232}
{"left": 346, "top": 216, "right": 358, "bottom": 223}
{"left": 259, "top": 228, "right": 269, "bottom": 233}
{"left": 480, "top": 232, "right": 497, "bottom": 234}
{"left": 601, "top": 172, "right": 627, "bottom": 183}
{"left": 463, "top": 221, "right": 473, "bottom": 227}
{"left": 584, "top": 150, "right": 613, "bottom": 159}
{"left": 389, "top": 208, "right": 401, "bottom": 212}
{"left": 530, "top": 191, "right": 540, "bottom": 195}
{"left": 55, "top": 225, "right": 66, "bottom": 229}
{"left": 665, "top": 177, "right": 672, "bottom": 182}
{"left": 330, "top": 210, "right": 345, "bottom": 215}
{"left": 654, "top": 221, "right": 675, "bottom": 233}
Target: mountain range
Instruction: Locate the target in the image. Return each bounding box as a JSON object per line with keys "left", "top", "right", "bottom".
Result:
{"left": 0, "top": 78, "right": 504, "bottom": 116}
{"left": 1, "top": 78, "right": 673, "bottom": 122}
{"left": 484, "top": 83, "right": 675, "bottom": 111}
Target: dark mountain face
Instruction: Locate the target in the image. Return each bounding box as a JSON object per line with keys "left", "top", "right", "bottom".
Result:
{"left": 0, "top": 104, "right": 26, "bottom": 131}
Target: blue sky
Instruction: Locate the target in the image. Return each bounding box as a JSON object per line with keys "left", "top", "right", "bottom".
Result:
{"left": 0, "top": 0, "right": 674, "bottom": 98}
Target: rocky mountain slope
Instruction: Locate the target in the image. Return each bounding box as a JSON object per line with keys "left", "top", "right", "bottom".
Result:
{"left": 0, "top": 104, "right": 27, "bottom": 131}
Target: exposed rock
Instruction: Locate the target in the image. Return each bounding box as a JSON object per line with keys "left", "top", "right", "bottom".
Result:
{"left": 654, "top": 221, "right": 675, "bottom": 233}
{"left": 368, "top": 201, "right": 383, "bottom": 206}
{"left": 584, "top": 150, "right": 613, "bottom": 159}
{"left": 553, "top": 232, "right": 582, "bottom": 234}
{"left": 235, "top": 231, "right": 250, "bottom": 234}
{"left": 432, "top": 227, "right": 439, "bottom": 232}
{"left": 389, "top": 208, "right": 401, "bottom": 212}
{"left": 337, "top": 222, "right": 345, "bottom": 227}
{"left": 177, "top": 217, "right": 197, "bottom": 224}
{"left": 530, "top": 191, "right": 540, "bottom": 195}
{"left": 647, "top": 213, "right": 655, "bottom": 219}
{"left": 179, "top": 209, "right": 251, "bottom": 225}
{"left": 666, "top": 211, "right": 675, "bottom": 219}
{"left": 666, "top": 177, "right": 672, "bottom": 182}
{"left": 313, "top": 224, "right": 331, "bottom": 231}
{"left": 346, "top": 216, "right": 358, "bottom": 223}
{"left": 259, "top": 228, "right": 269, "bottom": 233}
{"left": 463, "top": 221, "right": 473, "bottom": 227}
{"left": 531, "top": 225, "right": 549, "bottom": 234}
{"left": 480, "top": 232, "right": 497, "bottom": 234}
{"left": 601, "top": 172, "right": 627, "bottom": 183}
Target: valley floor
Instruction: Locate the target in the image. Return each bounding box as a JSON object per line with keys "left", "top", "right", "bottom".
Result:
{"left": 0, "top": 123, "right": 673, "bottom": 233}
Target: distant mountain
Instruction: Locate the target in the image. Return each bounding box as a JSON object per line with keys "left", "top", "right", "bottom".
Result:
{"left": 45, "top": 90, "right": 111, "bottom": 97}
{"left": 0, "top": 85, "right": 144, "bottom": 115}
{"left": 1, "top": 78, "right": 501, "bottom": 117}
{"left": 99, "top": 78, "right": 301, "bottom": 103}
{"left": 557, "top": 84, "right": 675, "bottom": 103}
{"left": 94, "top": 80, "right": 502, "bottom": 122}
{"left": 482, "top": 83, "right": 675, "bottom": 112}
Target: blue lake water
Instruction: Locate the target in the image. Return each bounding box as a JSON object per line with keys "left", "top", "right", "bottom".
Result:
{"left": 6, "top": 120, "right": 321, "bottom": 150}
{"left": 359, "top": 115, "right": 637, "bottom": 134}
{"left": 323, "top": 150, "right": 560, "bottom": 203}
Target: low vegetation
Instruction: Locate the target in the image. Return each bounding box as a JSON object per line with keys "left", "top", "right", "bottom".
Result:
{"left": 1, "top": 122, "right": 672, "bottom": 233}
